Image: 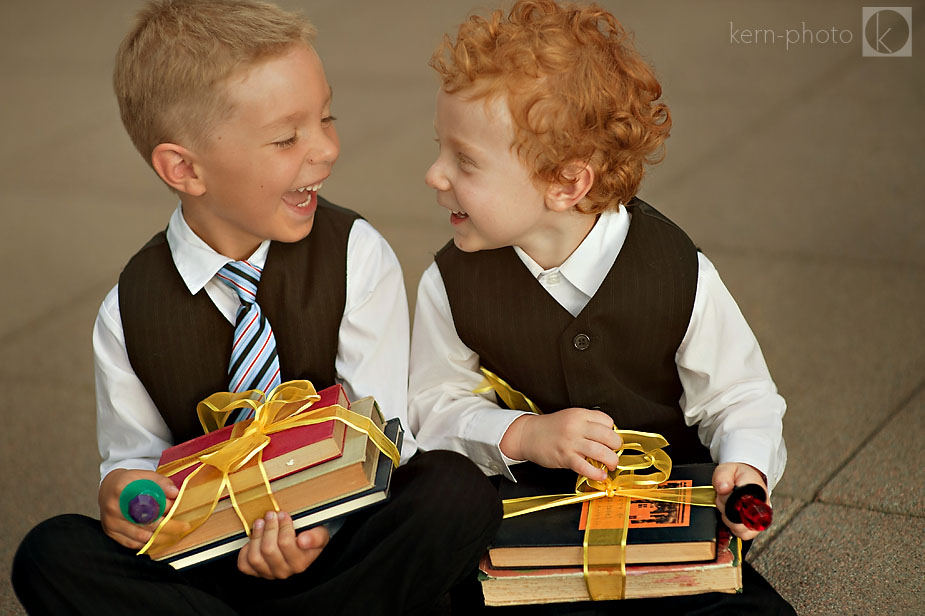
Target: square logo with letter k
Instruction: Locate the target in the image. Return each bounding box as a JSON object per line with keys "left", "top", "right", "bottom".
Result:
{"left": 862, "top": 7, "right": 912, "bottom": 56}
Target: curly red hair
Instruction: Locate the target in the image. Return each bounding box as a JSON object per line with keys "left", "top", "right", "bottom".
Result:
{"left": 430, "top": 0, "right": 670, "bottom": 212}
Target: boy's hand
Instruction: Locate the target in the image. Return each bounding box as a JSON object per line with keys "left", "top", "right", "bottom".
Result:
{"left": 501, "top": 408, "right": 622, "bottom": 481}
{"left": 99, "top": 468, "right": 188, "bottom": 551}
{"left": 713, "top": 462, "right": 768, "bottom": 541}
{"left": 237, "top": 511, "right": 329, "bottom": 579}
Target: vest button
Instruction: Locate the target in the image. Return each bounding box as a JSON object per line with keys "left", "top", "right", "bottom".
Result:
{"left": 573, "top": 333, "right": 591, "bottom": 351}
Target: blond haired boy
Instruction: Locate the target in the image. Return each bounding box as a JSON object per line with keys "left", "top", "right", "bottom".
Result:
{"left": 12, "top": 1, "right": 499, "bottom": 613}
{"left": 409, "top": 1, "right": 795, "bottom": 612}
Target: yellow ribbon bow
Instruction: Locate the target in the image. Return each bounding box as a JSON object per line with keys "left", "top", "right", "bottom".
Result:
{"left": 140, "top": 380, "right": 399, "bottom": 557}
{"left": 477, "top": 369, "right": 717, "bottom": 600}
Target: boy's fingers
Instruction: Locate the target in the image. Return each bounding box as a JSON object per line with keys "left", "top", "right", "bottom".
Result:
{"left": 570, "top": 456, "right": 608, "bottom": 482}
{"left": 260, "top": 511, "right": 280, "bottom": 547}
{"left": 107, "top": 518, "right": 153, "bottom": 546}
{"left": 111, "top": 530, "right": 146, "bottom": 550}
{"left": 586, "top": 409, "right": 615, "bottom": 427}
{"left": 147, "top": 474, "right": 179, "bottom": 499}
{"left": 237, "top": 544, "right": 259, "bottom": 577}
{"left": 583, "top": 441, "right": 619, "bottom": 471}
{"left": 275, "top": 512, "right": 298, "bottom": 551}
{"left": 258, "top": 512, "right": 290, "bottom": 576}
{"left": 244, "top": 517, "right": 273, "bottom": 578}
{"left": 106, "top": 515, "right": 157, "bottom": 550}
{"left": 588, "top": 423, "right": 622, "bottom": 453}
{"left": 152, "top": 517, "right": 191, "bottom": 538}
{"left": 720, "top": 512, "right": 759, "bottom": 541}
{"left": 237, "top": 519, "right": 265, "bottom": 578}
{"left": 277, "top": 510, "right": 295, "bottom": 532}
{"left": 237, "top": 556, "right": 257, "bottom": 577}
{"left": 296, "top": 525, "right": 330, "bottom": 551}
{"left": 712, "top": 463, "right": 737, "bottom": 494}
{"left": 276, "top": 513, "right": 313, "bottom": 570}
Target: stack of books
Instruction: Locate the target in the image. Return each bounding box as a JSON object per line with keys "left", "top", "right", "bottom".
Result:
{"left": 148, "top": 385, "right": 401, "bottom": 569}
{"left": 479, "top": 463, "right": 742, "bottom": 605}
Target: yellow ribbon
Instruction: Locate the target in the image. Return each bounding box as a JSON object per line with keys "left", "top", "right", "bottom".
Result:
{"left": 503, "top": 431, "right": 716, "bottom": 600}
{"left": 478, "top": 370, "right": 717, "bottom": 600}
{"left": 474, "top": 367, "right": 543, "bottom": 415}
{"left": 139, "top": 380, "right": 399, "bottom": 557}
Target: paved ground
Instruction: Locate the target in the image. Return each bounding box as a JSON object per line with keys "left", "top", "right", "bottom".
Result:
{"left": 1, "top": 1, "right": 923, "bottom": 614}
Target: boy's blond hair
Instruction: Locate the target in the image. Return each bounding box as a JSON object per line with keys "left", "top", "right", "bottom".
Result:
{"left": 114, "top": 0, "right": 316, "bottom": 165}
{"left": 431, "top": 0, "right": 670, "bottom": 213}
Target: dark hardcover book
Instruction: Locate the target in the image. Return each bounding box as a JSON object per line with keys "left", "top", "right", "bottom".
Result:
{"left": 161, "top": 416, "right": 403, "bottom": 569}
{"left": 489, "top": 463, "right": 718, "bottom": 568}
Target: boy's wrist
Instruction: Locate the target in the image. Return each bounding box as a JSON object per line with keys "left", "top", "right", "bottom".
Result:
{"left": 499, "top": 414, "right": 531, "bottom": 461}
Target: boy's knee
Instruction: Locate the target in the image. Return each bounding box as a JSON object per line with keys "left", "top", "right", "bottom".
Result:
{"left": 12, "top": 514, "right": 90, "bottom": 591}
{"left": 410, "top": 449, "right": 497, "bottom": 499}
{"left": 403, "top": 450, "right": 502, "bottom": 535}
{"left": 15, "top": 514, "right": 94, "bottom": 564}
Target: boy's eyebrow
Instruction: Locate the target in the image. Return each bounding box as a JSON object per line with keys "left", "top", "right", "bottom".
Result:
{"left": 445, "top": 134, "right": 482, "bottom": 155}
{"left": 261, "top": 86, "right": 333, "bottom": 131}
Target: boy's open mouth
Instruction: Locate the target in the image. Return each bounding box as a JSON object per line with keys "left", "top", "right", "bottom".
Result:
{"left": 450, "top": 209, "right": 469, "bottom": 225}
{"left": 283, "top": 182, "right": 323, "bottom": 208}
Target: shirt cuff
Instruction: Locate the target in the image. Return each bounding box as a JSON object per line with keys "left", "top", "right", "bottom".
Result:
{"left": 99, "top": 458, "right": 159, "bottom": 485}
{"left": 716, "top": 433, "right": 779, "bottom": 491}
{"left": 464, "top": 407, "right": 532, "bottom": 480}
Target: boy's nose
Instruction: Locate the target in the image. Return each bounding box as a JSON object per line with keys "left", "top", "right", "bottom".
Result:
{"left": 307, "top": 132, "right": 339, "bottom": 166}
{"left": 425, "top": 161, "right": 449, "bottom": 191}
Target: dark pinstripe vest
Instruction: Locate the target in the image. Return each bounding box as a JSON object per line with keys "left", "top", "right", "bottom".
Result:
{"left": 119, "top": 198, "right": 359, "bottom": 444}
{"left": 435, "top": 198, "right": 711, "bottom": 463}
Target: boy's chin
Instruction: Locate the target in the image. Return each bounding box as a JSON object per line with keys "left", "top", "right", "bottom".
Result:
{"left": 453, "top": 234, "right": 500, "bottom": 254}
{"left": 452, "top": 236, "right": 480, "bottom": 253}
{"left": 274, "top": 217, "right": 316, "bottom": 244}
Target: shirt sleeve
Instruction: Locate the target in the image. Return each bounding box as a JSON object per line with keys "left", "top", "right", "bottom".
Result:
{"left": 336, "top": 219, "right": 417, "bottom": 461}
{"left": 408, "top": 263, "right": 530, "bottom": 480}
{"left": 94, "top": 285, "right": 174, "bottom": 482}
{"left": 677, "top": 253, "right": 788, "bottom": 491}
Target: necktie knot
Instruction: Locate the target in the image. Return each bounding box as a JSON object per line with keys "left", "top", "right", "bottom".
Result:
{"left": 216, "top": 261, "right": 262, "bottom": 305}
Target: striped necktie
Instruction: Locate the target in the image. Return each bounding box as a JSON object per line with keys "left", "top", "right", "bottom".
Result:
{"left": 215, "top": 260, "right": 282, "bottom": 421}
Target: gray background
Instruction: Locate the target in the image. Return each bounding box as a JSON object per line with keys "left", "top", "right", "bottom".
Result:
{"left": 1, "top": 1, "right": 923, "bottom": 614}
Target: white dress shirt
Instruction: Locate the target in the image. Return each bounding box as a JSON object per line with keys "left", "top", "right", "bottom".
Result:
{"left": 408, "top": 205, "right": 787, "bottom": 490}
{"left": 94, "top": 205, "right": 417, "bottom": 481}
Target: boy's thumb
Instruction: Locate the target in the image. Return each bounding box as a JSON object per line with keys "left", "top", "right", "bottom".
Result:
{"left": 712, "top": 463, "right": 736, "bottom": 495}
{"left": 155, "top": 475, "right": 180, "bottom": 499}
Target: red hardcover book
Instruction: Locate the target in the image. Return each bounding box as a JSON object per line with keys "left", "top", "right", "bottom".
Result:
{"left": 157, "top": 384, "right": 350, "bottom": 510}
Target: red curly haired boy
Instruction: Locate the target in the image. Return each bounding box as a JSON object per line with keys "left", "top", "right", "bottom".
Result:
{"left": 409, "top": 1, "right": 796, "bottom": 613}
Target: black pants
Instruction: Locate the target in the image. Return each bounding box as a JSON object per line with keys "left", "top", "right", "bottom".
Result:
{"left": 12, "top": 450, "right": 502, "bottom": 616}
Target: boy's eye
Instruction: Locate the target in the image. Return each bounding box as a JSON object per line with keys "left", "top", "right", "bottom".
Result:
{"left": 322, "top": 115, "right": 337, "bottom": 125}
{"left": 457, "top": 153, "right": 475, "bottom": 168}
{"left": 275, "top": 135, "right": 298, "bottom": 148}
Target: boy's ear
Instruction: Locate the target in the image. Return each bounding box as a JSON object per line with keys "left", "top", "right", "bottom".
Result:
{"left": 151, "top": 143, "right": 206, "bottom": 196}
{"left": 545, "top": 162, "right": 594, "bottom": 212}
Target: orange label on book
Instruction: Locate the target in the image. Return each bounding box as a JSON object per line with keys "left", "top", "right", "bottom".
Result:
{"left": 578, "top": 479, "right": 693, "bottom": 530}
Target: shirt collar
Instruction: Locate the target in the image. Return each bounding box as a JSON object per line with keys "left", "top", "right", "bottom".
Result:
{"left": 513, "top": 205, "right": 630, "bottom": 298}
{"left": 165, "top": 204, "right": 271, "bottom": 295}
